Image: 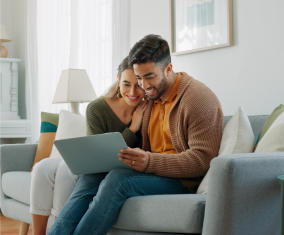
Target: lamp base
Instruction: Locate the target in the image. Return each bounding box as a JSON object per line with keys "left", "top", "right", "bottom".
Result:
{"left": 70, "top": 102, "right": 80, "bottom": 114}
{"left": 0, "top": 45, "right": 8, "bottom": 58}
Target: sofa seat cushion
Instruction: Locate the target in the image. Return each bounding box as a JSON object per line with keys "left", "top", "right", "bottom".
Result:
{"left": 113, "top": 194, "right": 206, "bottom": 234}
{"left": 2, "top": 171, "right": 31, "bottom": 205}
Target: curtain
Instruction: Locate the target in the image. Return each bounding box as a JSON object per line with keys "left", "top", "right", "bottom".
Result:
{"left": 112, "top": 0, "right": 130, "bottom": 79}
{"left": 26, "top": 0, "right": 130, "bottom": 142}
{"left": 26, "top": 0, "right": 39, "bottom": 143}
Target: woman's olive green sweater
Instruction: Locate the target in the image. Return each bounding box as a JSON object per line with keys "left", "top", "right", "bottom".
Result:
{"left": 86, "top": 97, "right": 140, "bottom": 148}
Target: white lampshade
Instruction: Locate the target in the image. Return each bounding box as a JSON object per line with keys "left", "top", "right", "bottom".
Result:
{"left": 0, "top": 24, "right": 11, "bottom": 42}
{"left": 53, "top": 69, "right": 96, "bottom": 104}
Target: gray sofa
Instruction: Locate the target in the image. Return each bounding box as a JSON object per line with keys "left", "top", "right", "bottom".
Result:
{"left": 0, "top": 115, "right": 283, "bottom": 235}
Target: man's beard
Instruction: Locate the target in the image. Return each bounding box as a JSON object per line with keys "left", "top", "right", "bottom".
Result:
{"left": 145, "top": 74, "right": 168, "bottom": 100}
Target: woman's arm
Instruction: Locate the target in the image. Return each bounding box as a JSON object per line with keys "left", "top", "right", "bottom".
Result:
{"left": 86, "top": 100, "right": 142, "bottom": 148}
{"left": 86, "top": 102, "right": 106, "bottom": 136}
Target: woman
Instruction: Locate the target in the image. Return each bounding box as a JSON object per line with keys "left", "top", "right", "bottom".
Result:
{"left": 30, "top": 56, "right": 145, "bottom": 235}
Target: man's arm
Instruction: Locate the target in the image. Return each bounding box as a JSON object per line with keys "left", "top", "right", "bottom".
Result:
{"left": 119, "top": 95, "right": 223, "bottom": 178}
{"left": 144, "top": 102, "right": 223, "bottom": 178}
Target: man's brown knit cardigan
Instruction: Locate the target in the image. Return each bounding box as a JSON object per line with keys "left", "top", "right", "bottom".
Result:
{"left": 141, "top": 73, "right": 223, "bottom": 191}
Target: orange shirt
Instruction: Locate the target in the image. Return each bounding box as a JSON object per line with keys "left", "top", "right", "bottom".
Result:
{"left": 148, "top": 73, "right": 181, "bottom": 154}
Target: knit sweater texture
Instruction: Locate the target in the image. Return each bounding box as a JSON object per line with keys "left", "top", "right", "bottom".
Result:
{"left": 141, "top": 73, "right": 223, "bottom": 190}
{"left": 86, "top": 97, "right": 140, "bottom": 148}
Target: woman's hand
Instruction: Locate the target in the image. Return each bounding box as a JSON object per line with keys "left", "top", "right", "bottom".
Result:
{"left": 129, "top": 102, "right": 147, "bottom": 133}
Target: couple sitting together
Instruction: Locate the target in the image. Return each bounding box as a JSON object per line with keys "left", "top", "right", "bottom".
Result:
{"left": 30, "top": 34, "right": 224, "bottom": 235}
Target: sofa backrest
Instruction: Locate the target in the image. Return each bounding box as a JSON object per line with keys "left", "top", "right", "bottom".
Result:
{"left": 223, "top": 115, "right": 268, "bottom": 137}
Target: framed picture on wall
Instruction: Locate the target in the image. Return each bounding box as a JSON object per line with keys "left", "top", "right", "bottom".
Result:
{"left": 170, "top": 0, "right": 233, "bottom": 55}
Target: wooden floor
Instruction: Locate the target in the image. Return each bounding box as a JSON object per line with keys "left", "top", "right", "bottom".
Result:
{"left": 0, "top": 212, "right": 32, "bottom": 235}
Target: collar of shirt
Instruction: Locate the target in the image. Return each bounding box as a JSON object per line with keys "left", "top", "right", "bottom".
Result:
{"left": 155, "top": 73, "right": 182, "bottom": 105}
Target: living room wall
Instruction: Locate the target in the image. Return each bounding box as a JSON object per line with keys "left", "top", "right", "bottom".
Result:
{"left": 129, "top": 0, "right": 284, "bottom": 115}
{"left": 2, "top": 0, "right": 284, "bottom": 117}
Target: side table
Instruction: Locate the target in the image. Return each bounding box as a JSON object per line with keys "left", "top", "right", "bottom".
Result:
{"left": 278, "top": 175, "right": 284, "bottom": 235}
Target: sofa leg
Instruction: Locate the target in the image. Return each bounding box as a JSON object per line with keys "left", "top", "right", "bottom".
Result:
{"left": 19, "top": 221, "right": 30, "bottom": 235}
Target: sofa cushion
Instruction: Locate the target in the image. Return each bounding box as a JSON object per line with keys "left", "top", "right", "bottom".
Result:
{"left": 113, "top": 194, "right": 206, "bottom": 234}
{"left": 258, "top": 104, "right": 284, "bottom": 140}
{"left": 50, "top": 110, "right": 86, "bottom": 159}
{"left": 197, "top": 107, "right": 255, "bottom": 194}
{"left": 255, "top": 111, "right": 284, "bottom": 152}
{"left": 218, "top": 107, "right": 255, "bottom": 155}
{"left": 1, "top": 171, "right": 205, "bottom": 234}
{"left": 2, "top": 171, "right": 31, "bottom": 205}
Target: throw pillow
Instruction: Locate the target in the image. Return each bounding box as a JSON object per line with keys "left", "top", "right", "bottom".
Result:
{"left": 50, "top": 110, "right": 87, "bottom": 159}
{"left": 32, "top": 112, "right": 59, "bottom": 167}
{"left": 255, "top": 104, "right": 284, "bottom": 145}
{"left": 254, "top": 111, "right": 284, "bottom": 152}
{"left": 197, "top": 107, "right": 255, "bottom": 194}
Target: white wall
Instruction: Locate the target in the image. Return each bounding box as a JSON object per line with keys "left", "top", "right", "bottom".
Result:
{"left": 2, "top": 0, "right": 284, "bottom": 117}
{"left": 129, "top": 0, "right": 284, "bottom": 115}
{"left": 0, "top": 0, "right": 27, "bottom": 118}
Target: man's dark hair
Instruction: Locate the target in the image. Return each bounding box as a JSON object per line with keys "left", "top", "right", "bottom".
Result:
{"left": 128, "top": 34, "right": 171, "bottom": 69}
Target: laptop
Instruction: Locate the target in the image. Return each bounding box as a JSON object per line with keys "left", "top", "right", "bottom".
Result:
{"left": 54, "top": 132, "right": 129, "bottom": 175}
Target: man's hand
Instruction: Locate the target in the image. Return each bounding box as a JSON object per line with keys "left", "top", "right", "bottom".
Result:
{"left": 118, "top": 148, "right": 149, "bottom": 172}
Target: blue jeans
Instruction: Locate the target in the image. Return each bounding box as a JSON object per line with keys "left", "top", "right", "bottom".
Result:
{"left": 48, "top": 168, "right": 189, "bottom": 235}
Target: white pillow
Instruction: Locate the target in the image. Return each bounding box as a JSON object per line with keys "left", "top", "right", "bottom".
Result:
{"left": 255, "top": 111, "right": 284, "bottom": 152}
{"left": 197, "top": 107, "right": 255, "bottom": 194}
{"left": 50, "top": 110, "right": 86, "bottom": 159}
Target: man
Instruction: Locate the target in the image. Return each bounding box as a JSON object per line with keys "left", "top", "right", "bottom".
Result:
{"left": 48, "top": 34, "right": 223, "bottom": 235}
{"left": 119, "top": 34, "right": 223, "bottom": 191}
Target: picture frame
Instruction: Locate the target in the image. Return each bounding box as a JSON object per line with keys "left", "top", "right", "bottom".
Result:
{"left": 170, "top": 0, "right": 233, "bottom": 55}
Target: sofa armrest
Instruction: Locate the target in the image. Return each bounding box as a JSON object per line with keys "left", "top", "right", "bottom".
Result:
{"left": 0, "top": 144, "right": 37, "bottom": 174}
{"left": 0, "top": 144, "right": 37, "bottom": 207}
{"left": 202, "top": 152, "right": 284, "bottom": 235}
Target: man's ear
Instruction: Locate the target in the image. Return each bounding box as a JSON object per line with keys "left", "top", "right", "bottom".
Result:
{"left": 164, "top": 63, "right": 172, "bottom": 77}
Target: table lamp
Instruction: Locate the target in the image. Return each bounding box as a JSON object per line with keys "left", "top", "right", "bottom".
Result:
{"left": 52, "top": 69, "right": 96, "bottom": 114}
{"left": 0, "top": 24, "right": 11, "bottom": 58}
